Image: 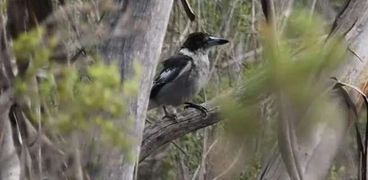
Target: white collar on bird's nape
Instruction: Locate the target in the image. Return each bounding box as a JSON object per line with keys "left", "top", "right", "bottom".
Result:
{"left": 179, "top": 48, "right": 209, "bottom": 58}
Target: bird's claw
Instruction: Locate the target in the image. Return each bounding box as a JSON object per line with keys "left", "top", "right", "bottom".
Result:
{"left": 162, "top": 113, "right": 178, "bottom": 121}
{"left": 184, "top": 102, "right": 208, "bottom": 117}
{"left": 162, "top": 106, "right": 178, "bottom": 121}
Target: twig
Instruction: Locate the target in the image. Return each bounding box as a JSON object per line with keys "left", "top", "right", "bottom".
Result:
{"left": 180, "top": 0, "right": 195, "bottom": 21}
{"left": 348, "top": 47, "right": 363, "bottom": 62}
{"left": 191, "top": 138, "right": 218, "bottom": 180}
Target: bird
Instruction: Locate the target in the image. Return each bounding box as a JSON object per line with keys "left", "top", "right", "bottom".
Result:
{"left": 148, "top": 32, "right": 229, "bottom": 119}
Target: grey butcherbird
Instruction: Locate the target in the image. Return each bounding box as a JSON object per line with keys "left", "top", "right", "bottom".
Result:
{"left": 148, "top": 32, "right": 229, "bottom": 119}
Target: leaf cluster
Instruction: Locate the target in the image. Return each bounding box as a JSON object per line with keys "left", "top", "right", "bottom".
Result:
{"left": 12, "top": 27, "right": 138, "bottom": 153}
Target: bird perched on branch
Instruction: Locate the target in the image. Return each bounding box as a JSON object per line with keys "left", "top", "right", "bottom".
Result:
{"left": 148, "top": 32, "right": 229, "bottom": 119}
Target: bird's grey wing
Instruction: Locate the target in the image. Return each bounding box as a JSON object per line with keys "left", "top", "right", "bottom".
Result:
{"left": 150, "top": 55, "right": 193, "bottom": 99}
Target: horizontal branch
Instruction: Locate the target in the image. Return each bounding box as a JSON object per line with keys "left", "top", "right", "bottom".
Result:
{"left": 140, "top": 102, "right": 220, "bottom": 162}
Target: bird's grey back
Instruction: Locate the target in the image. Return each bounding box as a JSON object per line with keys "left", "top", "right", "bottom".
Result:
{"left": 148, "top": 49, "right": 210, "bottom": 109}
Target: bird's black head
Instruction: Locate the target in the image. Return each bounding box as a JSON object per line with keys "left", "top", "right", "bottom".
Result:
{"left": 181, "top": 32, "right": 229, "bottom": 52}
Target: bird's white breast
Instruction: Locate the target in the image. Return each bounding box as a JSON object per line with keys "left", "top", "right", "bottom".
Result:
{"left": 179, "top": 48, "right": 210, "bottom": 91}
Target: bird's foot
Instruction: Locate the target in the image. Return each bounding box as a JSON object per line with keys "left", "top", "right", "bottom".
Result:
{"left": 162, "top": 113, "right": 178, "bottom": 121}
{"left": 184, "top": 102, "right": 208, "bottom": 117}
{"left": 162, "top": 106, "right": 178, "bottom": 121}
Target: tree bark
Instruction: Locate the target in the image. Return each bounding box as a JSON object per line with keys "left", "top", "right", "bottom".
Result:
{"left": 7, "top": 0, "right": 53, "bottom": 39}
{"left": 98, "top": 0, "right": 173, "bottom": 179}
{"left": 140, "top": 102, "right": 220, "bottom": 162}
{"left": 0, "top": 92, "right": 20, "bottom": 180}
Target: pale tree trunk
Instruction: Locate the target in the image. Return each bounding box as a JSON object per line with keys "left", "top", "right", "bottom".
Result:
{"left": 98, "top": 0, "right": 173, "bottom": 179}
{"left": 259, "top": 0, "right": 368, "bottom": 179}
{"left": 0, "top": 93, "right": 20, "bottom": 180}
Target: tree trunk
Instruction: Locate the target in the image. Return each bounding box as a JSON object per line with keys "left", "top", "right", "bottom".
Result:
{"left": 0, "top": 92, "right": 19, "bottom": 180}
{"left": 98, "top": 0, "right": 173, "bottom": 179}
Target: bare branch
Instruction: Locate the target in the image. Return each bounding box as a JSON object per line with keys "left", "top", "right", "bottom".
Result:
{"left": 140, "top": 102, "right": 220, "bottom": 162}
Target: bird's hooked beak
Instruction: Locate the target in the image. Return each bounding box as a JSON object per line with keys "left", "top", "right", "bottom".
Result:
{"left": 207, "top": 36, "right": 229, "bottom": 47}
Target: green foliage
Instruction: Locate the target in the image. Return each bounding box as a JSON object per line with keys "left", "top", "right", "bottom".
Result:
{"left": 12, "top": 27, "right": 137, "bottom": 157}
{"left": 222, "top": 10, "right": 346, "bottom": 138}
{"left": 156, "top": 132, "right": 204, "bottom": 179}
{"left": 13, "top": 28, "right": 57, "bottom": 78}
{"left": 175, "top": 133, "right": 203, "bottom": 169}
{"left": 328, "top": 165, "right": 347, "bottom": 180}
{"left": 217, "top": 10, "right": 347, "bottom": 179}
{"left": 219, "top": 96, "right": 261, "bottom": 138}
{"left": 49, "top": 62, "right": 136, "bottom": 153}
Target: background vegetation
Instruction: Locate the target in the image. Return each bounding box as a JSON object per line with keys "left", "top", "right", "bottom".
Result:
{"left": 2, "top": 0, "right": 368, "bottom": 179}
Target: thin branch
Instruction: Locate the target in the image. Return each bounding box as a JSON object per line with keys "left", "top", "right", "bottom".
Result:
{"left": 180, "top": 0, "right": 195, "bottom": 21}
{"left": 191, "top": 138, "right": 218, "bottom": 180}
